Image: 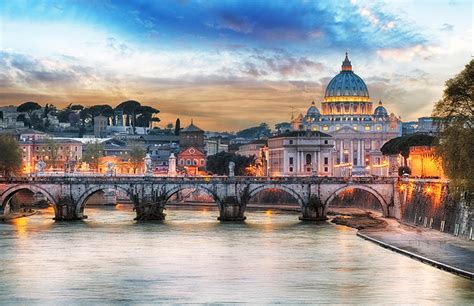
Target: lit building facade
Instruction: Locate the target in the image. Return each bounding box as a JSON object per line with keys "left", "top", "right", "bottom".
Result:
{"left": 291, "top": 54, "right": 402, "bottom": 176}
{"left": 268, "top": 131, "right": 334, "bottom": 177}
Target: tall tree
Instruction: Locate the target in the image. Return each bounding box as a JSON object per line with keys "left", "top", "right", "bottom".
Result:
{"left": 128, "top": 142, "right": 146, "bottom": 173}
{"left": 0, "top": 134, "right": 22, "bottom": 177}
{"left": 206, "top": 152, "right": 256, "bottom": 176}
{"left": 433, "top": 59, "right": 474, "bottom": 191}
{"left": 175, "top": 118, "right": 181, "bottom": 135}
{"left": 17, "top": 101, "right": 41, "bottom": 128}
{"left": 135, "top": 105, "right": 160, "bottom": 128}
{"left": 82, "top": 141, "right": 104, "bottom": 170}
{"left": 115, "top": 100, "right": 141, "bottom": 132}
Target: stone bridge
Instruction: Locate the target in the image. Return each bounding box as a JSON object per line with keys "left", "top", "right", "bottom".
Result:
{"left": 0, "top": 176, "right": 400, "bottom": 221}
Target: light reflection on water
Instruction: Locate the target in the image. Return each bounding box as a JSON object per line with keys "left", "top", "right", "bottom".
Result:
{"left": 0, "top": 206, "right": 473, "bottom": 304}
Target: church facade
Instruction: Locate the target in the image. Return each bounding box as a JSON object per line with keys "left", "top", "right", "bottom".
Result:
{"left": 291, "top": 54, "right": 402, "bottom": 176}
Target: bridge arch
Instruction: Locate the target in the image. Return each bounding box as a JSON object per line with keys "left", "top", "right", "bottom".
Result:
{"left": 248, "top": 184, "right": 305, "bottom": 208}
{"left": 165, "top": 184, "right": 220, "bottom": 205}
{"left": 75, "top": 185, "right": 133, "bottom": 216}
{"left": 324, "top": 184, "right": 389, "bottom": 216}
{"left": 0, "top": 184, "right": 58, "bottom": 214}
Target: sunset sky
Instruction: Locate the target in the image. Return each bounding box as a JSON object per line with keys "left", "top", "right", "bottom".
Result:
{"left": 0, "top": 0, "right": 472, "bottom": 131}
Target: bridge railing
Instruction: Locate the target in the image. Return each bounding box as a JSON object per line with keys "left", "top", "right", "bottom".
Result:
{"left": 0, "top": 175, "right": 398, "bottom": 184}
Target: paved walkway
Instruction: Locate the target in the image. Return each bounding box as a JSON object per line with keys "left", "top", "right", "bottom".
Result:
{"left": 360, "top": 218, "right": 474, "bottom": 278}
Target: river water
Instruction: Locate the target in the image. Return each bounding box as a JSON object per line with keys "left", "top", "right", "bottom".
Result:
{"left": 0, "top": 206, "right": 473, "bottom": 304}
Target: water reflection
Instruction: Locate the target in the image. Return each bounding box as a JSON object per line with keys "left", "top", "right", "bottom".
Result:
{"left": 0, "top": 206, "right": 472, "bottom": 304}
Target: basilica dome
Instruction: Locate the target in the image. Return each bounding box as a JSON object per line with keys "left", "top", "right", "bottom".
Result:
{"left": 306, "top": 101, "right": 320, "bottom": 117}
{"left": 324, "top": 53, "right": 369, "bottom": 99}
{"left": 374, "top": 100, "right": 388, "bottom": 116}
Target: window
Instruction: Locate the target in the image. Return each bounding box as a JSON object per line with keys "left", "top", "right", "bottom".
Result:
{"left": 324, "top": 140, "right": 328, "bottom": 144}
{"left": 376, "top": 125, "right": 381, "bottom": 131}
{"left": 324, "top": 167, "right": 328, "bottom": 172}
{"left": 322, "top": 125, "right": 329, "bottom": 131}
{"left": 289, "top": 140, "right": 293, "bottom": 144}
{"left": 324, "top": 157, "right": 329, "bottom": 165}
{"left": 376, "top": 157, "right": 381, "bottom": 164}
{"left": 200, "top": 159, "right": 205, "bottom": 166}
{"left": 353, "top": 158, "right": 357, "bottom": 165}
{"left": 179, "top": 159, "right": 184, "bottom": 165}
{"left": 186, "top": 159, "right": 191, "bottom": 166}
{"left": 193, "top": 159, "right": 198, "bottom": 165}
{"left": 289, "top": 167, "right": 293, "bottom": 172}
{"left": 306, "top": 154, "right": 312, "bottom": 165}
{"left": 365, "top": 125, "right": 371, "bottom": 131}
{"left": 289, "top": 157, "right": 294, "bottom": 165}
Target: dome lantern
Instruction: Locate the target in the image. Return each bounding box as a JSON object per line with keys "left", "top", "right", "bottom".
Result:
{"left": 342, "top": 52, "right": 352, "bottom": 71}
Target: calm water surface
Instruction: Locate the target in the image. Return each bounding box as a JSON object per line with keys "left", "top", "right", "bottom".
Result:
{"left": 0, "top": 206, "right": 473, "bottom": 304}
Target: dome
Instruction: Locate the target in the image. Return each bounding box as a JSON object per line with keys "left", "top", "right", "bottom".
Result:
{"left": 324, "top": 53, "right": 369, "bottom": 99}
{"left": 374, "top": 100, "right": 388, "bottom": 116}
{"left": 306, "top": 101, "right": 320, "bottom": 117}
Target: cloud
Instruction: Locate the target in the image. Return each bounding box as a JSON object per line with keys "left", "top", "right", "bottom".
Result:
{"left": 440, "top": 23, "right": 454, "bottom": 32}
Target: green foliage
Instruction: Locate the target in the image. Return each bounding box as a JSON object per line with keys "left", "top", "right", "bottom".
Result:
{"left": 0, "top": 134, "right": 22, "bottom": 177}
{"left": 381, "top": 134, "right": 435, "bottom": 158}
{"left": 433, "top": 60, "right": 474, "bottom": 192}
{"left": 236, "top": 123, "right": 271, "bottom": 139}
{"left": 206, "top": 151, "right": 256, "bottom": 176}
{"left": 83, "top": 141, "right": 104, "bottom": 170}
{"left": 16, "top": 101, "right": 42, "bottom": 128}
{"left": 128, "top": 142, "right": 146, "bottom": 173}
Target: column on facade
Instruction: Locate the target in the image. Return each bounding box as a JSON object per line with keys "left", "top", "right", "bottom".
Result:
{"left": 349, "top": 140, "right": 354, "bottom": 166}
{"left": 357, "top": 139, "right": 361, "bottom": 166}
{"left": 339, "top": 140, "right": 343, "bottom": 164}
{"left": 317, "top": 151, "right": 321, "bottom": 173}
{"left": 361, "top": 139, "right": 365, "bottom": 166}
{"left": 300, "top": 151, "right": 304, "bottom": 174}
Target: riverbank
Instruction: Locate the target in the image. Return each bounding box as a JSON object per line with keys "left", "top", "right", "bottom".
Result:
{"left": 330, "top": 209, "right": 474, "bottom": 279}
{"left": 1, "top": 209, "right": 37, "bottom": 221}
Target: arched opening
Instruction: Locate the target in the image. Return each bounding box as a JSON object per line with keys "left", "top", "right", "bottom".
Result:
{"left": 165, "top": 185, "right": 220, "bottom": 220}
{"left": 325, "top": 186, "right": 387, "bottom": 217}
{"left": 76, "top": 186, "right": 134, "bottom": 220}
{"left": 248, "top": 187, "right": 300, "bottom": 210}
{"left": 1, "top": 187, "right": 56, "bottom": 220}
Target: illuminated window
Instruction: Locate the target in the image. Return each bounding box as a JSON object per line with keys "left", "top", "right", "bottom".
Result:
{"left": 353, "top": 125, "right": 358, "bottom": 130}
{"left": 365, "top": 125, "right": 371, "bottom": 131}
{"left": 376, "top": 125, "right": 381, "bottom": 131}
{"left": 335, "top": 125, "right": 340, "bottom": 130}
{"left": 323, "top": 125, "right": 329, "bottom": 131}
{"left": 312, "top": 126, "right": 318, "bottom": 131}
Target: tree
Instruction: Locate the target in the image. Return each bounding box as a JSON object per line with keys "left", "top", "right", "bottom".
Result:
{"left": 175, "top": 118, "right": 181, "bottom": 135}
{"left": 206, "top": 152, "right": 256, "bottom": 176}
{"left": 0, "top": 134, "right": 22, "bottom": 177}
{"left": 17, "top": 101, "right": 41, "bottom": 128}
{"left": 381, "top": 134, "right": 435, "bottom": 165}
{"left": 115, "top": 100, "right": 141, "bottom": 133}
{"left": 236, "top": 123, "right": 272, "bottom": 139}
{"left": 135, "top": 105, "right": 160, "bottom": 128}
{"left": 82, "top": 141, "right": 104, "bottom": 170}
{"left": 433, "top": 59, "right": 474, "bottom": 191}
{"left": 128, "top": 142, "right": 146, "bottom": 174}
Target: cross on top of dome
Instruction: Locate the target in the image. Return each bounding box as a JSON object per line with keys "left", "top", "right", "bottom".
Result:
{"left": 342, "top": 52, "right": 352, "bottom": 71}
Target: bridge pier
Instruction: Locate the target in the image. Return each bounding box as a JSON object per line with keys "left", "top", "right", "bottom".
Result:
{"left": 299, "top": 195, "right": 327, "bottom": 221}
{"left": 54, "top": 196, "right": 86, "bottom": 221}
{"left": 218, "top": 196, "right": 246, "bottom": 221}
{"left": 134, "top": 200, "right": 166, "bottom": 221}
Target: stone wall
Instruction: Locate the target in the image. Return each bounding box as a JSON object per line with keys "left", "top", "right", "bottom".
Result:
{"left": 400, "top": 180, "right": 473, "bottom": 240}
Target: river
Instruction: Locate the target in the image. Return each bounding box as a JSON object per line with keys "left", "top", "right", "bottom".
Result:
{"left": 0, "top": 206, "right": 473, "bottom": 304}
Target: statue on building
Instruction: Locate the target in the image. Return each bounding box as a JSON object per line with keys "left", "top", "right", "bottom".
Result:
{"left": 37, "top": 159, "right": 46, "bottom": 174}
{"left": 106, "top": 161, "right": 116, "bottom": 176}
{"left": 145, "top": 153, "right": 153, "bottom": 176}
{"left": 228, "top": 161, "right": 235, "bottom": 177}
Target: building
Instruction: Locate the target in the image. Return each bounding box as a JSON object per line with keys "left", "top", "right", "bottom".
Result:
{"left": 204, "top": 137, "right": 228, "bottom": 156}
{"left": 19, "top": 138, "right": 83, "bottom": 173}
{"left": 237, "top": 140, "right": 269, "bottom": 176}
{"left": 177, "top": 146, "right": 206, "bottom": 175}
{"left": 179, "top": 121, "right": 205, "bottom": 150}
{"left": 291, "top": 53, "right": 402, "bottom": 176}
{"left": 408, "top": 146, "right": 444, "bottom": 178}
{"left": 267, "top": 131, "right": 334, "bottom": 177}
{"left": 94, "top": 115, "right": 108, "bottom": 138}
{"left": 0, "top": 106, "right": 25, "bottom": 129}
{"left": 402, "top": 117, "right": 444, "bottom": 135}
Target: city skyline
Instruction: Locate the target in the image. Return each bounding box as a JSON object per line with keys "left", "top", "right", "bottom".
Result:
{"left": 1, "top": 0, "right": 472, "bottom": 131}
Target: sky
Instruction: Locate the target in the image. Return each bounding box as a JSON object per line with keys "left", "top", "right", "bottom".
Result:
{"left": 0, "top": 0, "right": 472, "bottom": 131}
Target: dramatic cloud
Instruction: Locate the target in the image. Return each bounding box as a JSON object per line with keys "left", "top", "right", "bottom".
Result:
{"left": 0, "top": 0, "right": 472, "bottom": 130}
